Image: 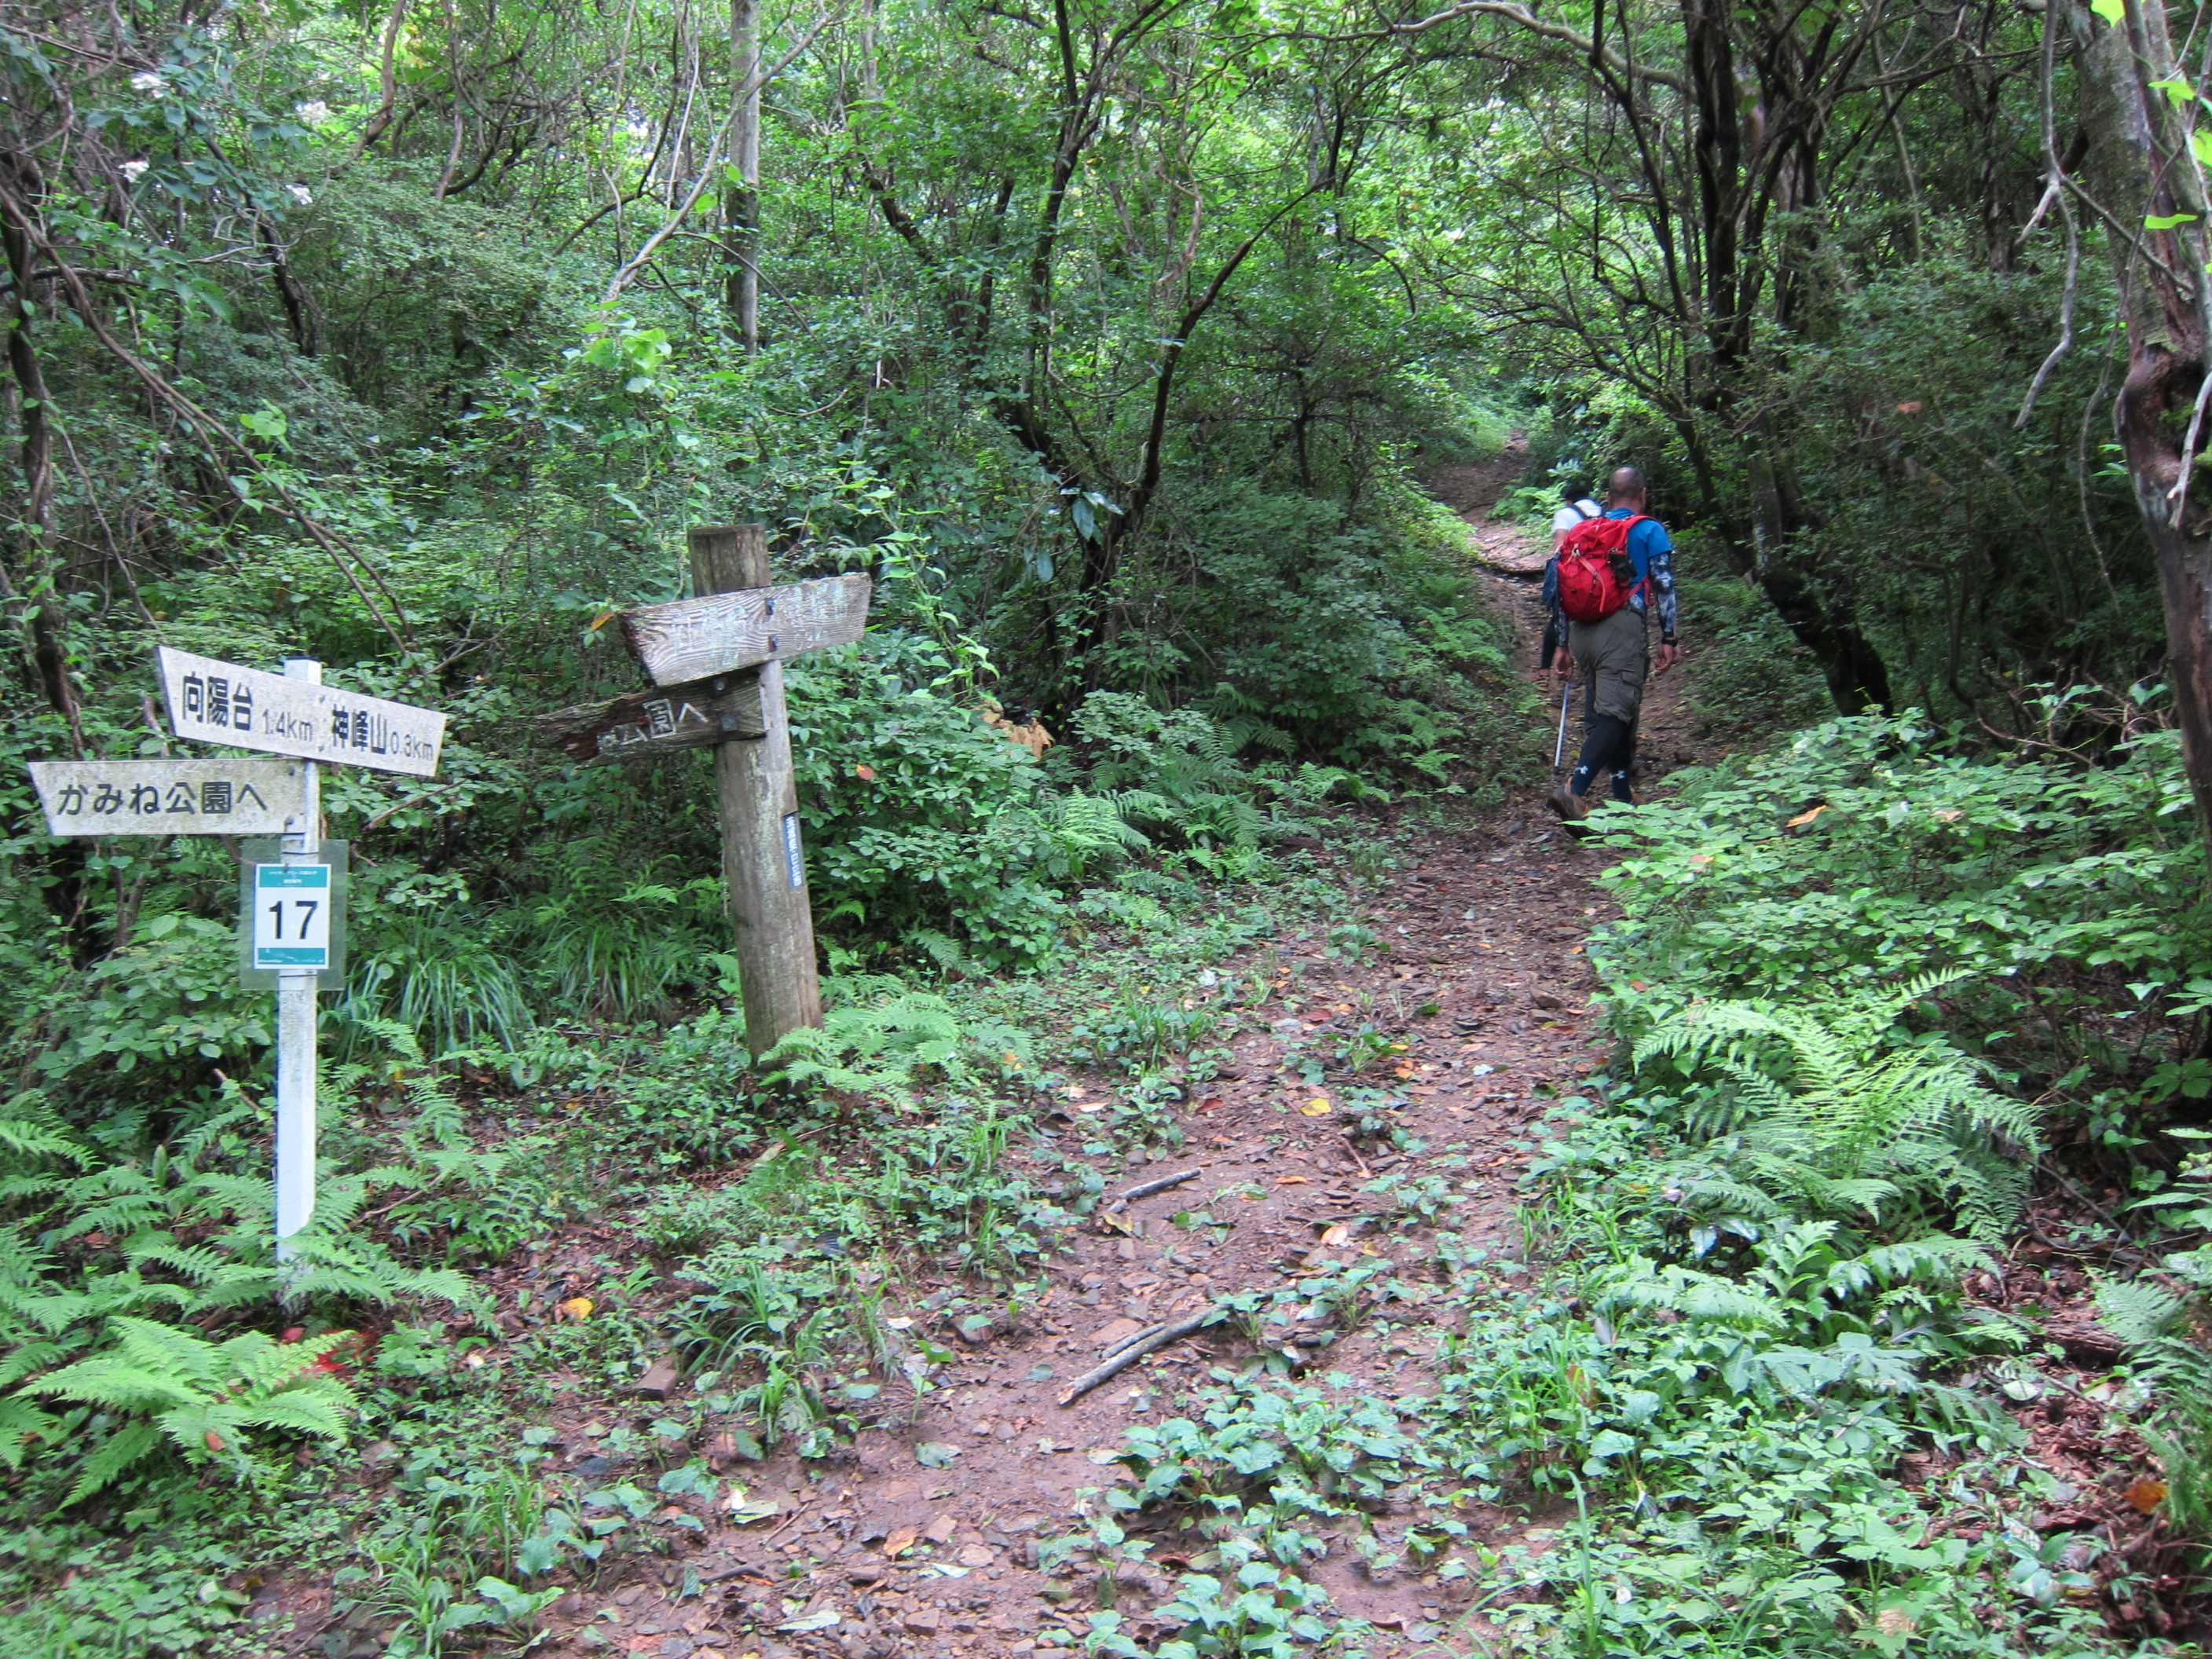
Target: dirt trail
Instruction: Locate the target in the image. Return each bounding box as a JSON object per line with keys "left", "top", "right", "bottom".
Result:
{"left": 517, "top": 460, "right": 1708, "bottom": 1659}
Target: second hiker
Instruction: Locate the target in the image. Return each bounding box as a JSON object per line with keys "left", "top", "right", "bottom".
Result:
{"left": 1546, "top": 466, "right": 1679, "bottom": 819}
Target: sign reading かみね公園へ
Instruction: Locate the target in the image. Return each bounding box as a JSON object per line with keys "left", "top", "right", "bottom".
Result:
{"left": 29, "top": 758, "right": 308, "bottom": 837}
{"left": 156, "top": 646, "right": 445, "bottom": 776}
{"left": 25, "top": 650, "right": 445, "bottom": 1269}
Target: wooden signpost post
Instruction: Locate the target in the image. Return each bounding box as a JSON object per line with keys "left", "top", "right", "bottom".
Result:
{"left": 29, "top": 651, "right": 446, "bottom": 1265}
{"left": 538, "top": 526, "right": 870, "bottom": 1060}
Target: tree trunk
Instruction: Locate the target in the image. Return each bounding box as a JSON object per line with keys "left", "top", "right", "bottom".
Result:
{"left": 0, "top": 161, "right": 82, "bottom": 749}
{"left": 723, "top": 0, "right": 761, "bottom": 353}
{"left": 2071, "top": 0, "right": 2212, "bottom": 842}
{"left": 1676, "top": 0, "right": 1894, "bottom": 714}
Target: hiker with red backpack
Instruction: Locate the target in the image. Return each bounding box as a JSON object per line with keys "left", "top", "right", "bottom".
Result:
{"left": 1545, "top": 466, "right": 1679, "bottom": 820}
{"left": 1538, "top": 483, "right": 1602, "bottom": 683}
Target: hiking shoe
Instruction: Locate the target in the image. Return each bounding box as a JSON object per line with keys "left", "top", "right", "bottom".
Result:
{"left": 1544, "top": 785, "right": 1588, "bottom": 822}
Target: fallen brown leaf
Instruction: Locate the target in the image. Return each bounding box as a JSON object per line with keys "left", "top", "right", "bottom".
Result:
{"left": 2126, "top": 1478, "right": 2168, "bottom": 1514}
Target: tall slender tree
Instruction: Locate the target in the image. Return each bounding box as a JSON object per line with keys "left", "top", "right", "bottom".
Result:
{"left": 2068, "top": 0, "right": 2212, "bottom": 845}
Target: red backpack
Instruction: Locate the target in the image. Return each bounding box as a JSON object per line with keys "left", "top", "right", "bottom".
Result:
{"left": 1555, "top": 513, "right": 1647, "bottom": 624}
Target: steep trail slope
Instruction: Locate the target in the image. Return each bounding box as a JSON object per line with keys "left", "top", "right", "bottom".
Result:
{"left": 507, "top": 466, "right": 1687, "bottom": 1659}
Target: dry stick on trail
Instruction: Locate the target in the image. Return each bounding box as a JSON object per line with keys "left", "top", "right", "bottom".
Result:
{"left": 1106, "top": 1167, "right": 1201, "bottom": 1208}
{"left": 1057, "top": 1308, "right": 1225, "bottom": 1408}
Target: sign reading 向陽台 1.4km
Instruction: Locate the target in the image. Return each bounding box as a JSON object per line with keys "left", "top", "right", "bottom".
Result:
{"left": 156, "top": 646, "right": 446, "bottom": 777}
{"left": 30, "top": 758, "right": 306, "bottom": 837}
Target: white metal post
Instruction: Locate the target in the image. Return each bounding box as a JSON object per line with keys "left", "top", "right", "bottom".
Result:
{"left": 274, "top": 657, "right": 321, "bottom": 1262}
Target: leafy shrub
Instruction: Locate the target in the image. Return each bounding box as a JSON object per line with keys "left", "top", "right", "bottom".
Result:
{"left": 26, "top": 914, "right": 268, "bottom": 1101}
{"left": 1589, "top": 711, "right": 2208, "bottom": 1132}
{"left": 1674, "top": 549, "right": 1836, "bottom": 739}
{"left": 788, "top": 632, "right": 1079, "bottom": 969}
{"left": 599, "top": 1008, "right": 765, "bottom": 1166}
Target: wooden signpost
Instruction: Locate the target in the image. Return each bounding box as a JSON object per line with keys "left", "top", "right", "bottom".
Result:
{"left": 540, "top": 526, "right": 869, "bottom": 1060}
{"left": 26, "top": 651, "right": 445, "bottom": 1266}
{"left": 535, "top": 672, "right": 767, "bottom": 764}
{"left": 619, "top": 572, "right": 870, "bottom": 685}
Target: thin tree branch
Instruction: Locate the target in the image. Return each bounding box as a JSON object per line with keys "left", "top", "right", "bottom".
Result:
{"left": 604, "top": 10, "right": 833, "bottom": 303}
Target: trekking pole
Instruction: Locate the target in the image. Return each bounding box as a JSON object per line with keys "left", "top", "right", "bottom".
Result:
{"left": 1552, "top": 677, "right": 1573, "bottom": 775}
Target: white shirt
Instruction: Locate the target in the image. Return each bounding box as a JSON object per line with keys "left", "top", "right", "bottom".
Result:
{"left": 1552, "top": 499, "right": 1602, "bottom": 544}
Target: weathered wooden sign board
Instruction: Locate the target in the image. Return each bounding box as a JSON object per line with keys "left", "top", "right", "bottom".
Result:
{"left": 156, "top": 646, "right": 447, "bottom": 776}
{"left": 621, "top": 572, "right": 870, "bottom": 686}
{"left": 538, "top": 533, "right": 866, "bottom": 1060}
{"left": 30, "top": 758, "right": 306, "bottom": 837}
{"left": 535, "top": 670, "right": 767, "bottom": 765}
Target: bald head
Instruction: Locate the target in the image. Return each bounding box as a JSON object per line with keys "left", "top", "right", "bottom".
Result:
{"left": 1607, "top": 466, "right": 1647, "bottom": 507}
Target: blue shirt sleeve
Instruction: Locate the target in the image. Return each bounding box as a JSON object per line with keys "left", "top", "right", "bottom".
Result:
{"left": 1628, "top": 518, "right": 1678, "bottom": 642}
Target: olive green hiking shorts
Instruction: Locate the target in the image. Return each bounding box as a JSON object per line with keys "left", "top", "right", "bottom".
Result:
{"left": 1569, "top": 606, "right": 1649, "bottom": 723}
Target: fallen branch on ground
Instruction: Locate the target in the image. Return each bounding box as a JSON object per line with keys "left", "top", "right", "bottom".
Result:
{"left": 1108, "top": 1167, "right": 1201, "bottom": 1209}
{"left": 1057, "top": 1307, "right": 1225, "bottom": 1408}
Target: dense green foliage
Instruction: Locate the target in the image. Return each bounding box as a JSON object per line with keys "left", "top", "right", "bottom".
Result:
{"left": 2, "top": 0, "right": 2208, "bottom": 1653}
{"left": 1445, "top": 718, "right": 2212, "bottom": 1654}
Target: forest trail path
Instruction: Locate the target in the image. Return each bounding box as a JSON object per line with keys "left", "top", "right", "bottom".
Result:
{"left": 517, "top": 467, "right": 1690, "bottom": 1659}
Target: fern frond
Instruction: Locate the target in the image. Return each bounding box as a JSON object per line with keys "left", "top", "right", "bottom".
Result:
{"left": 120, "top": 1242, "right": 235, "bottom": 1286}
{"left": 2093, "top": 1279, "right": 2187, "bottom": 1346}
{"left": 0, "top": 1394, "right": 57, "bottom": 1470}
{"left": 63, "top": 1420, "right": 163, "bottom": 1506}
{"left": 28, "top": 1353, "right": 203, "bottom": 1412}
{"left": 1597, "top": 1258, "right": 1785, "bottom": 1329}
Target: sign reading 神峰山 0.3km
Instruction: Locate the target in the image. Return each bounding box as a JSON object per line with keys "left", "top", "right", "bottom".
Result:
{"left": 156, "top": 646, "right": 446, "bottom": 777}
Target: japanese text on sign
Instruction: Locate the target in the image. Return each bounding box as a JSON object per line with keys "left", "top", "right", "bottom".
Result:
{"left": 156, "top": 647, "right": 446, "bottom": 777}
{"left": 29, "top": 759, "right": 306, "bottom": 837}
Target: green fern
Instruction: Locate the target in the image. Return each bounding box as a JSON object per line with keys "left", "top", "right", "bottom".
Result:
{"left": 25, "top": 1317, "right": 357, "bottom": 1503}
{"left": 2093, "top": 1278, "right": 2187, "bottom": 1347}
{"left": 0, "top": 1090, "right": 90, "bottom": 1166}
{"left": 2094, "top": 1275, "right": 2212, "bottom": 1549}
{"left": 773, "top": 981, "right": 1030, "bottom": 1109}
{"left": 1634, "top": 974, "right": 2042, "bottom": 1244}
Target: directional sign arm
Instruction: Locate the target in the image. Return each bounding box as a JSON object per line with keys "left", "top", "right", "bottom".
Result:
{"left": 29, "top": 758, "right": 308, "bottom": 837}
{"left": 534, "top": 672, "right": 767, "bottom": 764}
{"left": 619, "top": 573, "right": 870, "bottom": 687}
{"left": 156, "top": 646, "right": 445, "bottom": 777}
